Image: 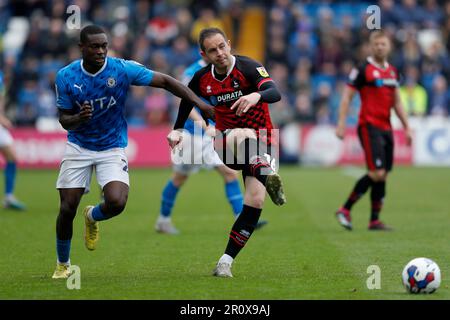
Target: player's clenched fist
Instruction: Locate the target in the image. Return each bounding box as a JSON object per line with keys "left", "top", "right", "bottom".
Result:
{"left": 335, "top": 123, "right": 346, "bottom": 140}
{"left": 79, "top": 101, "right": 93, "bottom": 122}
{"left": 167, "top": 129, "right": 183, "bottom": 149}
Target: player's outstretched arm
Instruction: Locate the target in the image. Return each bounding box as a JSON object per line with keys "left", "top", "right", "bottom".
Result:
{"left": 58, "top": 101, "right": 93, "bottom": 130}
{"left": 149, "top": 72, "right": 214, "bottom": 119}
{"left": 393, "top": 88, "right": 412, "bottom": 145}
{"left": 336, "top": 86, "right": 356, "bottom": 140}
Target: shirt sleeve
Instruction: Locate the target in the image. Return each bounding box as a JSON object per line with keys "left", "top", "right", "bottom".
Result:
{"left": 241, "top": 57, "right": 274, "bottom": 90}
{"left": 123, "top": 60, "right": 154, "bottom": 86}
{"left": 347, "top": 66, "right": 366, "bottom": 89}
{"left": 55, "top": 71, "right": 73, "bottom": 110}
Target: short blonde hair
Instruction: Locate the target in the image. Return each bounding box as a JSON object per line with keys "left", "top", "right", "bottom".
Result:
{"left": 369, "top": 30, "right": 390, "bottom": 43}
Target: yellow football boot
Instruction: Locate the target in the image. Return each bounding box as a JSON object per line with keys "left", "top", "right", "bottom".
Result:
{"left": 52, "top": 263, "right": 71, "bottom": 279}
{"left": 83, "top": 205, "right": 99, "bottom": 251}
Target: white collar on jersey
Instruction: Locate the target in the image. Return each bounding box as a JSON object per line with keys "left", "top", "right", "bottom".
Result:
{"left": 211, "top": 55, "right": 236, "bottom": 81}
{"left": 367, "top": 56, "right": 389, "bottom": 70}
{"left": 80, "top": 57, "right": 108, "bottom": 77}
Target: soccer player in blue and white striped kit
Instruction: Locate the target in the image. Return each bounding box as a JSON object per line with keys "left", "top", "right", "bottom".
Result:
{"left": 52, "top": 25, "right": 214, "bottom": 279}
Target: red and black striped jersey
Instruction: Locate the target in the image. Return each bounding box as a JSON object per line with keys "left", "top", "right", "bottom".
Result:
{"left": 188, "top": 55, "right": 275, "bottom": 137}
{"left": 347, "top": 57, "right": 400, "bottom": 130}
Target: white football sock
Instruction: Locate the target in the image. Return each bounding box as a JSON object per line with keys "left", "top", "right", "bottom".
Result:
{"left": 219, "top": 254, "right": 234, "bottom": 265}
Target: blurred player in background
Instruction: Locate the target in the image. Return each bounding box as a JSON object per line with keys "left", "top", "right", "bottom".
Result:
{"left": 52, "top": 25, "right": 214, "bottom": 279}
{"left": 156, "top": 58, "right": 267, "bottom": 234}
{"left": 335, "top": 30, "right": 412, "bottom": 231}
{"left": 168, "top": 28, "right": 286, "bottom": 277}
{"left": 0, "top": 70, "right": 26, "bottom": 211}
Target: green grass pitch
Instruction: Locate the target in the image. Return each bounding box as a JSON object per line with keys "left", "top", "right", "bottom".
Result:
{"left": 0, "top": 166, "right": 448, "bottom": 299}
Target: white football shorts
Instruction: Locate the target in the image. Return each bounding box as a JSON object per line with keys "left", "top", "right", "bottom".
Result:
{"left": 0, "top": 125, "right": 13, "bottom": 148}
{"left": 171, "top": 133, "right": 223, "bottom": 175}
{"left": 56, "top": 142, "right": 129, "bottom": 193}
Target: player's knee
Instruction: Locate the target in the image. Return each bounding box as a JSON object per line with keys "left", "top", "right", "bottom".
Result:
{"left": 245, "top": 191, "right": 265, "bottom": 208}
{"left": 59, "top": 201, "right": 78, "bottom": 219}
{"left": 172, "top": 174, "right": 187, "bottom": 187}
{"left": 0, "top": 146, "right": 17, "bottom": 162}
{"left": 369, "top": 170, "right": 387, "bottom": 182}
{"left": 249, "top": 197, "right": 265, "bottom": 209}
{"left": 222, "top": 169, "right": 238, "bottom": 182}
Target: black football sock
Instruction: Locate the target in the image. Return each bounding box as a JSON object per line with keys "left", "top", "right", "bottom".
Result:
{"left": 237, "top": 138, "right": 272, "bottom": 186}
{"left": 370, "top": 181, "right": 386, "bottom": 222}
{"left": 343, "top": 174, "right": 373, "bottom": 211}
{"left": 225, "top": 205, "right": 262, "bottom": 259}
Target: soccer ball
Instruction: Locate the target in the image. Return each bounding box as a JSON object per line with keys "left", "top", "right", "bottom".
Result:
{"left": 402, "top": 257, "right": 441, "bottom": 294}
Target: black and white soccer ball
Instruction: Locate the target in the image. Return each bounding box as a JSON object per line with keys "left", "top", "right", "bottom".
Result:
{"left": 402, "top": 257, "right": 441, "bottom": 294}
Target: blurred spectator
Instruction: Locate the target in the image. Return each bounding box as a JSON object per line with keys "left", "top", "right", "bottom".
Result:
{"left": 378, "top": 0, "right": 398, "bottom": 28}
{"left": 395, "top": 0, "right": 424, "bottom": 28}
{"left": 399, "top": 65, "right": 428, "bottom": 116}
{"left": 269, "top": 93, "right": 294, "bottom": 128}
{"left": 422, "top": 0, "right": 444, "bottom": 29}
{"left": 312, "top": 81, "right": 332, "bottom": 124}
{"left": 125, "top": 87, "right": 148, "bottom": 128}
{"left": 37, "top": 87, "right": 57, "bottom": 118}
{"left": 428, "top": 74, "right": 450, "bottom": 116}
{"left": 267, "top": 62, "right": 289, "bottom": 98}
{"left": 190, "top": 8, "right": 225, "bottom": 44}
{"left": 393, "top": 31, "right": 422, "bottom": 71}
{"left": 287, "top": 32, "right": 316, "bottom": 69}
{"left": 330, "top": 80, "right": 359, "bottom": 126}
{"left": 166, "top": 35, "right": 198, "bottom": 68}
{"left": 146, "top": 8, "right": 178, "bottom": 48}
{"left": 16, "top": 77, "right": 39, "bottom": 126}
{"left": 266, "top": 36, "right": 288, "bottom": 64}
{"left": 221, "top": 0, "right": 244, "bottom": 45}
{"left": 40, "top": 18, "right": 68, "bottom": 56}
{"left": 131, "top": 35, "right": 152, "bottom": 65}
{"left": 174, "top": 7, "right": 194, "bottom": 40}
{"left": 144, "top": 89, "right": 170, "bottom": 127}
{"left": 315, "top": 37, "right": 342, "bottom": 74}
{"left": 149, "top": 50, "right": 171, "bottom": 75}
{"left": 294, "top": 93, "right": 315, "bottom": 124}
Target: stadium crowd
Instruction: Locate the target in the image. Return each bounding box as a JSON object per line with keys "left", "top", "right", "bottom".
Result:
{"left": 0, "top": 0, "right": 449, "bottom": 129}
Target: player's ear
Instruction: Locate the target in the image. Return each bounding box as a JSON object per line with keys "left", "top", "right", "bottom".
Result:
{"left": 200, "top": 50, "right": 207, "bottom": 59}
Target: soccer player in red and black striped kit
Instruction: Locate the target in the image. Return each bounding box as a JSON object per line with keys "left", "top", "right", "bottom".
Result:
{"left": 167, "top": 28, "right": 286, "bottom": 277}
{"left": 335, "top": 30, "right": 412, "bottom": 231}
